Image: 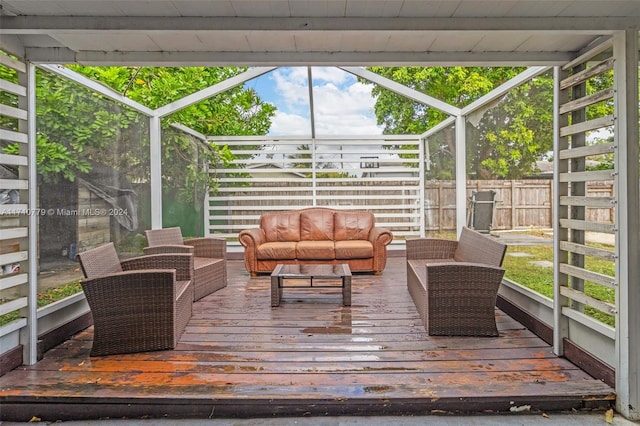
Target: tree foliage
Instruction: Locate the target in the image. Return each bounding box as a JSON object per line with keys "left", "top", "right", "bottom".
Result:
{"left": 0, "top": 61, "right": 276, "bottom": 206}
{"left": 67, "top": 66, "right": 275, "bottom": 202}
{"left": 362, "top": 67, "right": 555, "bottom": 179}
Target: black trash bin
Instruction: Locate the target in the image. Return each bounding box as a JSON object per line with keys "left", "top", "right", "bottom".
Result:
{"left": 467, "top": 189, "right": 498, "bottom": 234}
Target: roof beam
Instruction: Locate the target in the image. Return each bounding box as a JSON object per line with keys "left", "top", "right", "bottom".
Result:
{"left": 0, "top": 34, "right": 25, "bottom": 59}
{"left": 32, "top": 50, "right": 574, "bottom": 67}
{"left": 1, "top": 16, "right": 637, "bottom": 33}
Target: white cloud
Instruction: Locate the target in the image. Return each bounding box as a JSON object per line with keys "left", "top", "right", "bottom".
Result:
{"left": 310, "top": 67, "right": 352, "bottom": 85}
{"left": 313, "top": 81, "right": 381, "bottom": 135}
{"left": 269, "top": 111, "right": 311, "bottom": 136}
{"left": 267, "top": 67, "right": 382, "bottom": 136}
{"left": 271, "top": 68, "right": 309, "bottom": 112}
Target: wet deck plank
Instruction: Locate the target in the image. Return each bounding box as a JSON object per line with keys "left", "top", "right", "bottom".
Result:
{"left": 0, "top": 257, "right": 615, "bottom": 421}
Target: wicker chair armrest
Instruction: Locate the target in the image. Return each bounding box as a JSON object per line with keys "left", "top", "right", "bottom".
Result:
{"left": 238, "top": 228, "right": 266, "bottom": 248}
{"left": 368, "top": 226, "right": 394, "bottom": 246}
{"left": 81, "top": 270, "right": 177, "bottom": 301}
{"left": 406, "top": 238, "right": 458, "bottom": 260}
{"left": 425, "top": 262, "right": 505, "bottom": 290}
{"left": 143, "top": 244, "right": 194, "bottom": 255}
{"left": 121, "top": 253, "right": 193, "bottom": 281}
{"left": 183, "top": 237, "right": 226, "bottom": 259}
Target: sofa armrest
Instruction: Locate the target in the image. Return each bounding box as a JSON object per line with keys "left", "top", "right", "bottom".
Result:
{"left": 406, "top": 238, "right": 458, "bottom": 260}
{"left": 368, "top": 226, "right": 393, "bottom": 246}
{"left": 238, "top": 228, "right": 266, "bottom": 248}
{"left": 184, "top": 237, "right": 227, "bottom": 259}
{"left": 238, "top": 228, "right": 266, "bottom": 276}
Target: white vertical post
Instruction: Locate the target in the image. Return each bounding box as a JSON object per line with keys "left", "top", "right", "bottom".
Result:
{"left": 613, "top": 29, "right": 640, "bottom": 421}
{"left": 419, "top": 136, "right": 426, "bottom": 237}
{"left": 150, "top": 115, "right": 163, "bottom": 229}
{"left": 553, "top": 66, "right": 569, "bottom": 356}
{"left": 455, "top": 114, "right": 466, "bottom": 236}
{"left": 25, "top": 62, "right": 38, "bottom": 365}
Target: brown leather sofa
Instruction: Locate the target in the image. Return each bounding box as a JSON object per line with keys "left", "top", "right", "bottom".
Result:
{"left": 238, "top": 207, "right": 393, "bottom": 276}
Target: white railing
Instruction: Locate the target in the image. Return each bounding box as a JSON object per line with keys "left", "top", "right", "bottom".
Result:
{"left": 205, "top": 135, "right": 423, "bottom": 245}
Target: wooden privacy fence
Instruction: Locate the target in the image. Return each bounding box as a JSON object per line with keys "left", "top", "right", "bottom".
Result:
{"left": 208, "top": 174, "right": 614, "bottom": 238}
{"left": 426, "top": 179, "right": 614, "bottom": 232}
{"left": 205, "top": 134, "right": 614, "bottom": 241}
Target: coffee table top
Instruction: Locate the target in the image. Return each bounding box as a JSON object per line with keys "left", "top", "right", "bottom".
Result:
{"left": 272, "top": 264, "right": 351, "bottom": 278}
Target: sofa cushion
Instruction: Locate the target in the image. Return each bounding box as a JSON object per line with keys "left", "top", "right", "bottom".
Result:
{"left": 335, "top": 240, "right": 373, "bottom": 259}
{"left": 296, "top": 240, "right": 335, "bottom": 260}
{"left": 334, "top": 211, "right": 374, "bottom": 240}
{"left": 261, "top": 211, "right": 300, "bottom": 242}
{"left": 300, "top": 208, "right": 334, "bottom": 241}
{"left": 256, "top": 242, "right": 297, "bottom": 260}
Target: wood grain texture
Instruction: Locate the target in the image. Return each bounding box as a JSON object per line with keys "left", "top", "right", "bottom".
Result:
{"left": 0, "top": 258, "right": 615, "bottom": 421}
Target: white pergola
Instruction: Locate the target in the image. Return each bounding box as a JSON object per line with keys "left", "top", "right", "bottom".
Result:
{"left": 1, "top": 0, "right": 638, "bottom": 419}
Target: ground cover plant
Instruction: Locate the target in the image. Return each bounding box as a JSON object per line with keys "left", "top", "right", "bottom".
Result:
{"left": 503, "top": 241, "right": 615, "bottom": 327}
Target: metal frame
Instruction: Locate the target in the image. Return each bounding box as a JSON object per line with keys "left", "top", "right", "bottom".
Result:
{"left": 1, "top": 26, "right": 638, "bottom": 417}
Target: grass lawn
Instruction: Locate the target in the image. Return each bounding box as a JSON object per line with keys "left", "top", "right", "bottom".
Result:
{"left": 504, "top": 244, "right": 615, "bottom": 327}
{"left": 0, "top": 280, "right": 83, "bottom": 326}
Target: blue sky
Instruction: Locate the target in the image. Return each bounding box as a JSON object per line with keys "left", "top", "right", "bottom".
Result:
{"left": 245, "top": 67, "right": 383, "bottom": 136}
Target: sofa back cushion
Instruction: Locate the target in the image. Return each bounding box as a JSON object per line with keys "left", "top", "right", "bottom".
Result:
{"left": 453, "top": 227, "right": 507, "bottom": 266}
{"left": 334, "top": 211, "right": 374, "bottom": 241}
{"left": 300, "top": 208, "right": 335, "bottom": 241}
{"left": 261, "top": 211, "right": 301, "bottom": 242}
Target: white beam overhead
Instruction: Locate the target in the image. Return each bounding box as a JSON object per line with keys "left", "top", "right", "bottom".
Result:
{"left": 30, "top": 50, "right": 577, "bottom": 67}
{"left": 38, "top": 64, "right": 155, "bottom": 116}
{"left": 2, "top": 1, "right": 639, "bottom": 68}
{"left": 1, "top": 16, "right": 637, "bottom": 33}
{"left": 154, "top": 66, "right": 277, "bottom": 117}
{"left": 340, "top": 66, "right": 460, "bottom": 117}
{"left": 461, "top": 66, "right": 552, "bottom": 116}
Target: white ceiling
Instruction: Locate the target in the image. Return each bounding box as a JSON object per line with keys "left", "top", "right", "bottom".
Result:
{"left": 1, "top": 0, "right": 639, "bottom": 66}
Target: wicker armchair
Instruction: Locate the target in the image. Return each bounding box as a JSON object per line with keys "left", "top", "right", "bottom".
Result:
{"left": 406, "top": 227, "right": 507, "bottom": 336}
{"left": 77, "top": 242, "right": 193, "bottom": 356}
{"left": 144, "top": 227, "right": 227, "bottom": 301}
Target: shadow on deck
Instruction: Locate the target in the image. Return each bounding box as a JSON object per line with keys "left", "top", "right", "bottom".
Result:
{"left": 0, "top": 258, "right": 615, "bottom": 421}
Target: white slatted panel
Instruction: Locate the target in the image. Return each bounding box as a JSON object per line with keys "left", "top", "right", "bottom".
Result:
{"left": 206, "top": 135, "right": 422, "bottom": 244}
{"left": 0, "top": 53, "right": 30, "bottom": 330}
{"left": 556, "top": 44, "right": 617, "bottom": 327}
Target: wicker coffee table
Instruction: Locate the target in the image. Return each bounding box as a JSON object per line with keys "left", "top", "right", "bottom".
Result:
{"left": 270, "top": 263, "right": 351, "bottom": 307}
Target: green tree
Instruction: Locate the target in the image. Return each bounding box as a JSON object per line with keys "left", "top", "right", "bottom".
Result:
{"left": 1, "top": 62, "right": 275, "bottom": 199}
{"left": 362, "top": 67, "right": 554, "bottom": 179}
{"left": 1, "top": 59, "right": 276, "bottom": 235}
{"left": 68, "top": 66, "right": 275, "bottom": 199}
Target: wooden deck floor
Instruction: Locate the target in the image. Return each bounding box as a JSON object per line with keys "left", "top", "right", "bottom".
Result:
{"left": 0, "top": 258, "right": 615, "bottom": 421}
